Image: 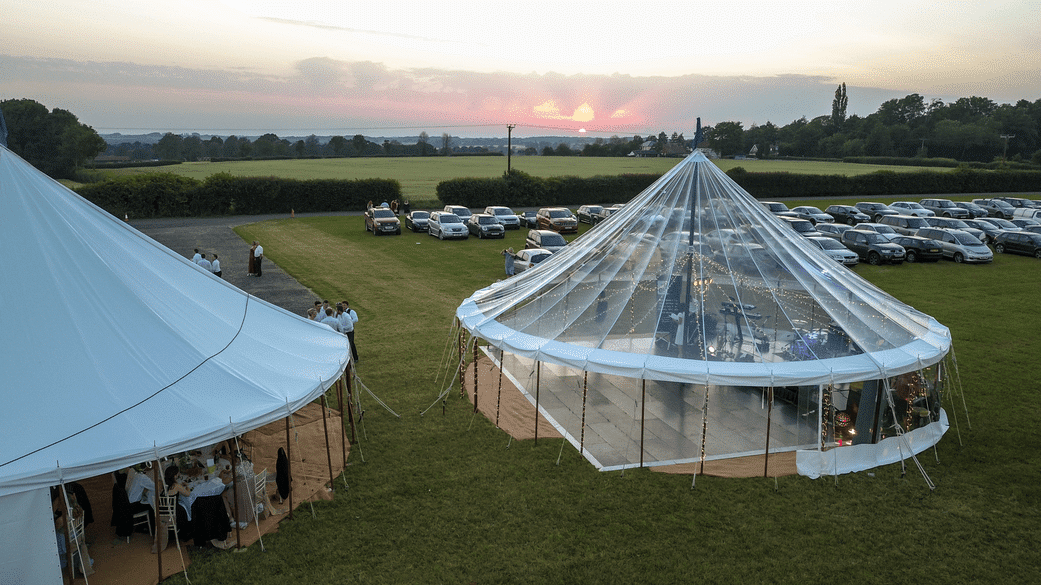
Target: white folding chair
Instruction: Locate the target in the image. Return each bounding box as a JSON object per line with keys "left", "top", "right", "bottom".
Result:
{"left": 158, "top": 491, "right": 191, "bottom": 583}
{"left": 67, "top": 514, "right": 91, "bottom": 582}
{"left": 253, "top": 468, "right": 268, "bottom": 518}
{"left": 131, "top": 503, "right": 152, "bottom": 542}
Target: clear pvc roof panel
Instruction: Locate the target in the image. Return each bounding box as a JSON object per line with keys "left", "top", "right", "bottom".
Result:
{"left": 459, "top": 153, "right": 950, "bottom": 387}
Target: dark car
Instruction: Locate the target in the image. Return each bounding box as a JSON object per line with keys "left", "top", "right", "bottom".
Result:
{"left": 854, "top": 202, "right": 900, "bottom": 222}
{"left": 761, "top": 201, "right": 789, "bottom": 214}
{"left": 789, "top": 206, "right": 834, "bottom": 225}
{"left": 525, "top": 229, "right": 567, "bottom": 253}
{"left": 364, "top": 207, "right": 401, "bottom": 235}
{"left": 923, "top": 217, "right": 986, "bottom": 243}
{"left": 890, "top": 235, "right": 943, "bottom": 263}
{"left": 825, "top": 205, "right": 870, "bottom": 225}
{"left": 840, "top": 229, "right": 905, "bottom": 265}
{"left": 778, "top": 216, "right": 821, "bottom": 237}
{"left": 405, "top": 210, "right": 430, "bottom": 233}
{"left": 877, "top": 214, "right": 930, "bottom": 236}
{"left": 972, "top": 198, "right": 1016, "bottom": 219}
{"left": 954, "top": 201, "right": 988, "bottom": 218}
{"left": 521, "top": 210, "right": 538, "bottom": 228}
{"left": 919, "top": 198, "right": 970, "bottom": 219}
{"left": 576, "top": 205, "right": 604, "bottom": 224}
{"left": 961, "top": 218, "right": 1006, "bottom": 245}
{"left": 591, "top": 205, "right": 622, "bottom": 225}
{"left": 466, "top": 214, "right": 506, "bottom": 239}
{"left": 994, "top": 196, "right": 1040, "bottom": 209}
{"left": 994, "top": 232, "right": 1041, "bottom": 258}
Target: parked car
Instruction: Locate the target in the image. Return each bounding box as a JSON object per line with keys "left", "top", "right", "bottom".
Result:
{"left": 777, "top": 216, "right": 821, "bottom": 237}
{"left": 961, "top": 218, "right": 1006, "bottom": 244}
{"left": 807, "top": 236, "right": 859, "bottom": 267}
{"left": 513, "top": 248, "right": 554, "bottom": 272}
{"left": 824, "top": 204, "right": 870, "bottom": 225}
{"left": 467, "top": 213, "right": 506, "bottom": 239}
{"left": 1010, "top": 218, "right": 1041, "bottom": 229}
{"left": 853, "top": 222, "right": 900, "bottom": 240}
{"left": 922, "top": 217, "right": 985, "bottom": 243}
{"left": 761, "top": 201, "right": 789, "bottom": 214}
{"left": 576, "top": 205, "right": 605, "bottom": 224}
{"left": 889, "top": 201, "right": 935, "bottom": 218}
{"left": 889, "top": 235, "right": 944, "bottom": 263}
{"left": 919, "top": 198, "right": 970, "bottom": 219}
{"left": 1011, "top": 207, "right": 1041, "bottom": 221}
{"left": 915, "top": 228, "right": 992, "bottom": 263}
{"left": 483, "top": 206, "right": 521, "bottom": 229}
{"left": 525, "top": 229, "right": 567, "bottom": 253}
{"left": 972, "top": 198, "right": 1016, "bottom": 219}
{"left": 814, "top": 223, "right": 854, "bottom": 241}
{"left": 854, "top": 202, "right": 900, "bottom": 222}
{"left": 953, "top": 201, "right": 988, "bottom": 218}
{"left": 993, "top": 232, "right": 1041, "bottom": 258}
{"left": 789, "top": 206, "right": 834, "bottom": 224}
{"left": 877, "top": 214, "right": 931, "bottom": 236}
{"left": 994, "top": 196, "right": 1040, "bottom": 209}
{"left": 427, "top": 211, "right": 468, "bottom": 240}
{"left": 443, "top": 205, "right": 473, "bottom": 225}
{"left": 975, "top": 216, "right": 1023, "bottom": 232}
{"left": 840, "top": 230, "right": 905, "bottom": 265}
{"left": 521, "top": 210, "right": 538, "bottom": 228}
{"left": 364, "top": 206, "right": 401, "bottom": 235}
{"left": 405, "top": 210, "right": 430, "bottom": 233}
{"left": 591, "top": 205, "right": 621, "bottom": 225}
{"left": 536, "top": 207, "right": 578, "bottom": 233}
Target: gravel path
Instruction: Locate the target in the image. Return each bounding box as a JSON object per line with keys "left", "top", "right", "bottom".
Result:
{"left": 130, "top": 212, "right": 356, "bottom": 314}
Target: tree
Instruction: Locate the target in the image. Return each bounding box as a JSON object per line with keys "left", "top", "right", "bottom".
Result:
{"left": 352, "top": 134, "right": 368, "bottom": 155}
{"left": 418, "top": 131, "right": 431, "bottom": 156}
{"left": 554, "top": 143, "right": 573, "bottom": 156}
{"left": 1, "top": 98, "right": 106, "bottom": 178}
{"left": 441, "top": 133, "right": 453, "bottom": 155}
{"left": 328, "top": 135, "right": 347, "bottom": 156}
{"left": 182, "top": 135, "right": 203, "bottom": 161}
{"left": 155, "top": 133, "right": 184, "bottom": 160}
{"left": 831, "top": 82, "right": 848, "bottom": 128}
{"left": 707, "top": 121, "right": 744, "bottom": 157}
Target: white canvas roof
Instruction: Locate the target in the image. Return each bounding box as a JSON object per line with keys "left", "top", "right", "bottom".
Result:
{"left": 0, "top": 144, "right": 348, "bottom": 581}
{"left": 458, "top": 152, "right": 950, "bottom": 387}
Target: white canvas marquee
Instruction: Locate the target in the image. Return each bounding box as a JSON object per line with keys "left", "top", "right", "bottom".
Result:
{"left": 458, "top": 152, "right": 952, "bottom": 474}
{"left": 0, "top": 145, "right": 349, "bottom": 583}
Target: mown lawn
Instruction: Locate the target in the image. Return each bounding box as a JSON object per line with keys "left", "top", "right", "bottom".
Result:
{"left": 102, "top": 156, "right": 950, "bottom": 205}
{"left": 154, "top": 212, "right": 1041, "bottom": 584}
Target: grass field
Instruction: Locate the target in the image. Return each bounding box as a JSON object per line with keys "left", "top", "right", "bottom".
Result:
{"left": 153, "top": 207, "right": 1041, "bottom": 584}
{"left": 102, "top": 157, "right": 952, "bottom": 205}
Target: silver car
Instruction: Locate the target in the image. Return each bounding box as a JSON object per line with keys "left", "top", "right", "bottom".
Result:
{"left": 915, "top": 228, "right": 992, "bottom": 263}
{"left": 525, "top": 229, "right": 567, "bottom": 253}
{"left": 514, "top": 248, "right": 554, "bottom": 273}
{"left": 807, "top": 236, "right": 858, "bottom": 267}
{"left": 890, "top": 201, "right": 935, "bottom": 218}
{"left": 483, "top": 206, "right": 521, "bottom": 229}
{"left": 427, "top": 211, "right": 469, "bottom": 240}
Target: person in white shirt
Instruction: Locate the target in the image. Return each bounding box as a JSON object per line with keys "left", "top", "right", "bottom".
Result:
{"left": 210, "top": 254, "right": 222, "bottom": 278}
{"left": 340, "top": 300, "right": 360, "bottom": 364}
{"left": 320, "top": 308, "right": 341, "bottom": 332}
{"left": 197, "top": 253, "right": 212, "bottom": 272}
{"left": 253, "top": 242, "right": 264, "bottom": 277}
{"left": 192, "top": 249, "right": 201, "bottom": 264}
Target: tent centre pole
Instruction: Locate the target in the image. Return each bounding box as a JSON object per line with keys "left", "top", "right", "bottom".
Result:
{"left": 285, "top": 417, "right": 294, "bottom": 520}
{"left": 322, "top": 394, "right": 335, "bottom": 492}
{"left": 764, "top": 387, "right": 773, "bottom": 478}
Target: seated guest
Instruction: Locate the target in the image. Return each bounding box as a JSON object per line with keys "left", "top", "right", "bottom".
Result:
{"left": 153, "top": 464, "right": 191, "bottom": 554}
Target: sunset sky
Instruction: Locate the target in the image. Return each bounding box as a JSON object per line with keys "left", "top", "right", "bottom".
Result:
{"left": 3, "top": 0, "right": 1039, "bottom": 138}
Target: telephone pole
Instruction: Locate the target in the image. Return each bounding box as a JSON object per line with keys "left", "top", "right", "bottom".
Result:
{"left": 507, "top": 124, "right": 515, "bottom": 175}
{"left": 1000, "top": 134, "right": 1014, "bottom": 161}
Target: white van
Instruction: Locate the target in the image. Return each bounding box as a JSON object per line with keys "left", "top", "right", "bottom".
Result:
{"left": 1011, "top": 207, "right": 1041, "bottom": 220}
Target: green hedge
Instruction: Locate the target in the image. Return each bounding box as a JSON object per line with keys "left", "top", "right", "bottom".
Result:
{"left": 436, "top": 171, "right": 660, "bottom": 207}
{"left": 726, "top": 167, "right": 1041, "bottom": 199}
{"left": 76, "top": 173, "right": 400, "bottom": 218}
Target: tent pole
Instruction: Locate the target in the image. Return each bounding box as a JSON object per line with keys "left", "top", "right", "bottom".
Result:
{"left": 322, "top": 394, "right": 335, "bottom": 492}
{"left": 153, "top": 461, "right": 162, "bottom": 582}
{"left": 230, "top": 443, "right": 242, "bottom": 549}
{"left": 472, "top": 338, "right": 479, "bottom": 413}
{"left": 285, "top": 417, "right": 294, "bottom": 520}
{"left": 346, "top": 365, "right": 357, "bottom": 445}
{"left": 336, "top": 376, "right": 347, "bottom": 467}
{"left": 640, "top": 379, "right": 647, "bottom": 468}
{"left": 534, "top": 361, "right": 541, "bottom": 445}
{"left": 458, "top": 325, "right": 466, "bottom": 398}
{"left": 580, "top": 370, "right": 588, "bottom": 456}
{"left": 495, "top": 349, "right": 504, "bottom": 428}
{"left": 764, "top": 387, "right": 773, "bottom": 478}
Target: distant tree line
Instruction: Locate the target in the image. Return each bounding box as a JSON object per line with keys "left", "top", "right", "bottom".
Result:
{"left": 705, "top": 87, "right": 1041, "bottom": 165}
{"left": 1, "top": 98, "right": 107, "bottom": 178}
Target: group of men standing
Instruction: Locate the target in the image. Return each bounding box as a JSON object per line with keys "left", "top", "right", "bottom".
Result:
{"left": 310, "top": 300, "right": 361, "bottom": 365}
{"left": 191, "top": 248, "right": 222, "bottom": 278}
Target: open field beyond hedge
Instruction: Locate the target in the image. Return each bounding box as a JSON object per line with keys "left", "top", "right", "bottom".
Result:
{"left": 104, "top": 157, "right": 953, "bottom": 204}
{"left": 152, "top": 206, "right": 1041, "bottom": 584}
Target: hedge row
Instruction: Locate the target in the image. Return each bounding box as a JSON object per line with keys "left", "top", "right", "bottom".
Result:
{"left": 725, "top": 168, "right": 1041, "bottom": 199}
{"left": 76, "top": 173, "right": 401, "bottom": 218}
{"left": 436, "top": 171, "right": 661, "bottom": 207}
